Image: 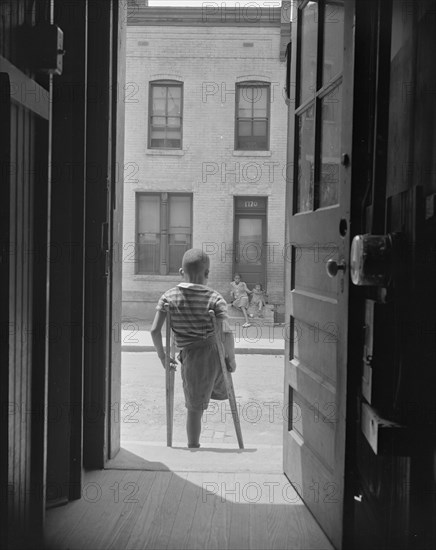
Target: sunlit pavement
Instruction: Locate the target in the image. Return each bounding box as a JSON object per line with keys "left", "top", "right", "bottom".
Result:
{"left": 118, "top": 352, "right": 285, "bottom": 471}
{"left": 120, "top": 322, "right": 287, "bottom": 355}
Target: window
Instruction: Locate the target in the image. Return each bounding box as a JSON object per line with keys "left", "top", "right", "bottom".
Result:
{"left": 149, "top": 81, "right": 183, "bottom": 149}
{"left": 235, "top": 83, "right": 270, "bottom": 151}
{"left": 294, "top": 0, "right": 344, "bottom": 212}
{"left": 136, "top": 193, "right": 192, "bottom": 274}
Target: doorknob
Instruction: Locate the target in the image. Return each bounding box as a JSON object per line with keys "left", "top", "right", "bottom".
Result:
{"left": 326, "top": 259, "right": 346, "bottom": 278}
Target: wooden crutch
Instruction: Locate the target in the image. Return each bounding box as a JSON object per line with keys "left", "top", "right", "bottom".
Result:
{"left": 164, "top": 303, "right": 176, "bottom": 447}
{"left": 209, "top": 310, "right": 244, "bottom": 449}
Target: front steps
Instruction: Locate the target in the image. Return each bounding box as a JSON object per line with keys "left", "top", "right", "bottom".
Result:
{"left": 227, "top": 303, "right": 276, "bottom": 325}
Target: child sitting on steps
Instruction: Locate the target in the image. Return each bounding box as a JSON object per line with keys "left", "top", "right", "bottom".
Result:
{"left": 250, "top": 283, "right": 267, "bottom": 318}
{"left": 230, "top": 273, "right": 252, "bottom": 328}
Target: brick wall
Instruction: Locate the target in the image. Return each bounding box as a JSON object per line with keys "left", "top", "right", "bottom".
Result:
{"left": 123, "top": 18, "right": 288, "bottom": 321}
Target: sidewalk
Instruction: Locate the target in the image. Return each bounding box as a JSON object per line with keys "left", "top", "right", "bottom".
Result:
{"left": 120, "top": 319, "right": 286, "bottom": 355}
{"left": 119, "top": 353, "right": 285, "bottom": 472}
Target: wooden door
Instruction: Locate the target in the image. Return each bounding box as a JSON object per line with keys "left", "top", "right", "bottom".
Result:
{"left": 233, "top": 196, "right": 268, "bottom": 289}
{"left": 0, "top": 1, "right": 52, "bottom": 542}
{"left": 283, "top": 1, "right": 354, "bottom": 548}
{"left": 234, "top": 213, "right": 266, "bottom": 289}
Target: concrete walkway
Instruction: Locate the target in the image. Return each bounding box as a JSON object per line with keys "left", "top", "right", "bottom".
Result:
{"left": 117, "top": 353, "right": 285, "bottom": 473}
{"left": 120, "top": 320, "right": 287, "bottom": 355}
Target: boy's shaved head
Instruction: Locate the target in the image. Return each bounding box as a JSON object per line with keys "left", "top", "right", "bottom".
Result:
{"left": 182, "top": 248, "right": 210, "bottom": 276}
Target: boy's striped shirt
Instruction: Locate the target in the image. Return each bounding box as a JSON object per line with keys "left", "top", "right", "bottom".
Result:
{"left": 156, "top": 283, "right": 230, "bottom": 348}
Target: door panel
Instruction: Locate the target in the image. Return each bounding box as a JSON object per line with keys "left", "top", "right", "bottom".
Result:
{"left": 284, "top": 1, "right": 354, "bottom": 548}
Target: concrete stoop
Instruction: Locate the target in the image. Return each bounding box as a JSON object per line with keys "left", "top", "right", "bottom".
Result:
{"left": 227, "top": 303, "right": 275, "bottom": 325}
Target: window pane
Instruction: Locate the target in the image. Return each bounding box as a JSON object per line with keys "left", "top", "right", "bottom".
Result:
{"left": 252, "top": 87, "right": 268, "bottom": 117}
{"left": 138, "top": 237, "right": 160, "bottom": 274}
{"left": 169, "top": 237, "right": 191, "bottom": 273}
{"left": 169, "top": 195, "right": 191, "bottom": 273}
{"left": 320, "top": 84, "right": 342, "bottom": 207}
{"left": 169, "top": 195, "right": 191, "bottom": 228}
{"left": 151, "top": 116, "right": 166, "bottom": 126}
{"left": 238, "top": 87, "right": 253, "bottom": 117}
{"left": 168, "top": 86, "right": 181, "bottom": 99}
{"left": 150, "top": 139, "right": 165, "bottom": 148}
{"left": 237, "top": 218, "right": 263, "bottom": 266}
{"left": 238, "top": 121, "right": 252, "bottom": 136}
{"left": 323, "top": 1, "right": 344, "bottom": 84}
{"left": 152, "top": 87, "right": 167, "bottom": 115}
{"left": 167, "top": 95, "right": 181, "bottom": 116}
{"left": 138, "top": 195, "right": 160, "bottom": 233}
{"left": 137, "top": 195, "right": 160, "bottom": 273}
{"left": 167, "top": 128, "right": 181, "bottom": 138}
{"left": 253, "top": 120, "right": 267, "bottom": 137}
{"left": 299, "top": 1, "right": 318, "bottom": 104}
{"left": 152, "top": 86, "right": 166, "bottom": 98}
{"left": 166, "top": 139, "right": 181, "bottom": 148}
{"left": 239, "top": 135, "right": 267, "bottom": 150}
{"left": 253, "top": 105, "right": 267, "bottom": 118}
{"left": 167, "top": 117, "right": 181, "bottom": 128}
{"left": 296, "top": 106, "right": 315, "bottom": 212}
{"left": 150, "top": 127, "right": 166, "bottom": 142}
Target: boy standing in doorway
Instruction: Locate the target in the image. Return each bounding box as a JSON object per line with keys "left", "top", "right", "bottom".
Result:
{"left": 151, "top": 249, "right": 236, "bottom": 448}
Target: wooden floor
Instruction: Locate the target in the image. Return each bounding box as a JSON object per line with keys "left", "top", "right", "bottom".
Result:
{"left": 45, "top": 469, "right": 333, "bottom": 550}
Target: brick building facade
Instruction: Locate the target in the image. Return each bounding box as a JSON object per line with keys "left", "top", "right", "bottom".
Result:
{"left": 122, "top": 4, "right": 291, "bottom": 321}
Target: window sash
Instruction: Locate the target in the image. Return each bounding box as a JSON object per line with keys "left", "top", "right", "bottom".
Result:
{"left": 236, "top": 84, "right": 270, "bottom": 151}
{"left": 149, "top": 82, "right": 183, "bottom": 149}
{"left": 136, "top": 193, "right": 192, "bottom": 274}
{"left": 293, "top": 0, "right": 344, "bottom": 213}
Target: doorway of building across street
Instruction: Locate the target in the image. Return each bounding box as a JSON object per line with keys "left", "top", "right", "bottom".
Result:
{"left": 233, "top": 196, "right": 267, "bottom": 289}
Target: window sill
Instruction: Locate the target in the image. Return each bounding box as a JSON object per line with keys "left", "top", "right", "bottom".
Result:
{"left": 133, "top": 274, "right": 181, "bottom": 281}
{"left": 146, "top": 149, "right": 185, "bottom": 156}
{"left": 232, "top": 150, "right": 272, "bottom": 157}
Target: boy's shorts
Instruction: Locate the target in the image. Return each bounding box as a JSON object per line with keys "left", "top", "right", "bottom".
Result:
{"left": 178, "top": 338, "right": 228, "bottom": 412}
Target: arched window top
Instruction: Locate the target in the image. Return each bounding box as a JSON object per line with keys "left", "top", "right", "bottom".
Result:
{"left": 150, "top": 75, "right": 183, "bottom": 84}
{"left": 236, "top": 75, "right": 271, "bottom": 84}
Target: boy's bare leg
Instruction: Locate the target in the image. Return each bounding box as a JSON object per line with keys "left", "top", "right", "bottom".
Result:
{"left": 187, "top": 410, "right": 203, "bottom": 447}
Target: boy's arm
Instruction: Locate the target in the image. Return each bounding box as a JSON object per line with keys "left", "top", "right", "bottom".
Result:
{"left": 150, "top": 309, "right": 167, "bottom": 369}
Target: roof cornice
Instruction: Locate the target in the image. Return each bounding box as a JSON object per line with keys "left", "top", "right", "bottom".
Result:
{"left": 128, "top": 6, "right": 283, "bottom": 27}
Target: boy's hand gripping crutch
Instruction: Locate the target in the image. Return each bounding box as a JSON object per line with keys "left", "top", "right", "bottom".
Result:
{"left": 209, "top": 310, "right": 244, "bottom": 449}
{"left": 164, "top": 303, "right": 176, "bottom": 447}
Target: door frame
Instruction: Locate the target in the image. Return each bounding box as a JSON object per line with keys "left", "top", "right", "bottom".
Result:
{"left": 233, "top": 195, "right": 268, "bottom": 290}
{"left": 83, "top": 0, "right": 126, "bottom": 468}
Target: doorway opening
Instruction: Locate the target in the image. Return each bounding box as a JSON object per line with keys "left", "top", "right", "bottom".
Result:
{"left": 113, "top": 1, "right": 290, "bottom": 473}
{"left": 233, "top": 196, "right": 267, "bottom": 290}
